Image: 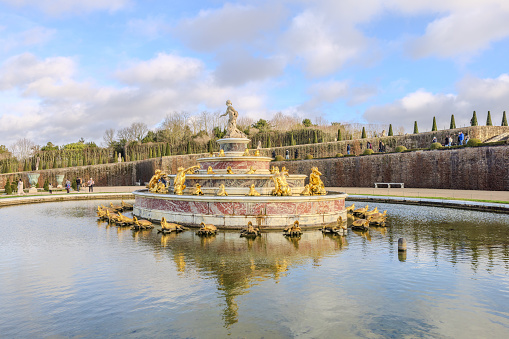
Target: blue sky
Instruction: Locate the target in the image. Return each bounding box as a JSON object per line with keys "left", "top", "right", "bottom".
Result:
{"left": 0, "top": 0, "right": 508, "bottom": 146}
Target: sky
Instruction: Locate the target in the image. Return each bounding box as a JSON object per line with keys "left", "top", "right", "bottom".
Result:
{"left": 0, "top": 0, "right": 509, "bottom": 147}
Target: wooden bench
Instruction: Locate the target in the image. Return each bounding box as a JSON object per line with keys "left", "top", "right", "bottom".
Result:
{"left": 374, "top": 183, "right": 404, "bottom": 188}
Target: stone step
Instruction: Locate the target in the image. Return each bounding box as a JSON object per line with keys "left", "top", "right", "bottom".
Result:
{"left": 484, "top": 132, "right": 509, "bottom": 143}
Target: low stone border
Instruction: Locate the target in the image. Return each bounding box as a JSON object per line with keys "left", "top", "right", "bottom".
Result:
{"left": 347, "top": 195, "right": 509, "bottom": 214}
{"left": 0, "top": 193, "right": 134, "bottom": 207}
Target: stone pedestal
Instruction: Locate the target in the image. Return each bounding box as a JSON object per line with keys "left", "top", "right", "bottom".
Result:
{"left": 217, "top": 138, "right": 250, "bottom": 156}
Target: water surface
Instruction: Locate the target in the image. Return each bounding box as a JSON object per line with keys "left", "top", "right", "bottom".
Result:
{"left": 0, "top": 201, "right": 508, "bottom": 338}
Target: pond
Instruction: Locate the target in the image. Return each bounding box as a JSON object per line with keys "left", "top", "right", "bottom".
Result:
{"left": 0, "top": 200, "right": 508, "bottom": 338}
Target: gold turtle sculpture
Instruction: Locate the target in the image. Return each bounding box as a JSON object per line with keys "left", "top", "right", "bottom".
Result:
{"left": 132, "top": 216, "right": 154, "bottom": 230}
{"left": 196, "top": 222, "right": 217, "bottom": 236}
{"left": 217, "top": 184, "right": 228, "bottom": 196}
{"left": 110, "top": 202, "right": 123, "bottom": 212}
{"left": 97, "top": 206, "right": 107, "bottom": 219}
{"left": 243, "top": 149, "right": 250, "bottom": 156}
{"left": 369, "top": 210, "right": 387, "bottom": 219}
{"left": 364, "top": 207, "right": 379, "bottom": 218}
{"left": 116, "top": 212, "right": 134, "bottom": 226}
{"left": 121, "top": 200, "right": 133, "bottom": 211}
{"left": 240, "top": 221, "right": 261, "bottom": 238}
{"left": 351, "top": 218, "right": 370, "bottom": 231}
{"left": 246, "top": 166, "right": 256, "bottom": 174}
{"left": 346, "top": 204, "right": 355, "bottom": 214}
{"left": 246, "top": 184, "right": 260, "bottom": 196}
{"left": 353, "top": 205, "right": 369, "bottom": 218}
{"left": 158, "top": 217, "right": 185, "bottom": 234}
{"left": 207, "top": 166, "right": 216, "bottom": 174}
{"left": 368, "top": 215, "right": 386, "bottom": 227}
{"left": 321, "top": 216, "right": 347, "bottom": 235}
{"left": 226, "top": 166, "right": 234, "bottom": 174}
{"left": 284, "top": 221, "right": 303, "bottom": 237}
{"left": 193, "top": 183, "right": 204, "bottom": 195}
{"left": 106, "top": 210, "right": 121, "bottom": 224}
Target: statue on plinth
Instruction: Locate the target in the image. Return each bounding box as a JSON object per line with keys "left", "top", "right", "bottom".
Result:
{"left": 220, "top": 100, "right": 246, "bottom": 138}
{"left": 309, "top": 167, "right": 326, "bottom": 195}
{"left": 147, "top": 169, "right": 168, "bottom": 193}
{"left": 271, "top": 167, "right": 291, "bottom": 196}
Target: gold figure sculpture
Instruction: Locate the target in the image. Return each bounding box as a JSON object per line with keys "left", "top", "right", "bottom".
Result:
{"left": 147, "top": 169, "right": 168, "bottom": 193}
{"left": 219, "top": 149, "right": 225, "bottom": 157}
{"left": 247, "top": 184, "right": 260, "bottom": 196}
{"left": 173, "top": 165, "right": 200, "bottom": 195}
{"left": 283, "top": 221, "right": 303, "bottom": 237}
{"left": 271, "top": 167, "right": 292, "bottom": 196}
{"left": 246, "top": 166, "right": 256, "bottom": 174}
{"left": 270, "top": 166, "right": 279, "bottom": 174}
{"left": 207, "top": 166, "right": 216, "bottom": 174}
{"left": 309, "top": 167, "right": 326, "bottom": 195}
{"left": 217, "top": 184, "right": 228, "bottom": 196}
{"left": 243, "top": 149, "right": 250, "bottom": 156}
{"left": 220, "top": 99, "right": 246, "bottom": 138}
{"left": 254, "top": 150, "right": 260, "bottom": 156}
{"left": 226, "top": 166, "right": 234, "bottom": 174}
{"left": 240, "top": 221, "right": 260, "bottom": 237}
{"left": 193, "top": 183, "right": 204, "bottom": 195}
{"left": 300, "top": 184, "right": 311, "bottom": 196}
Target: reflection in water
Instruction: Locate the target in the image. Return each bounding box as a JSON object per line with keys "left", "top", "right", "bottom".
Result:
{"left": 0, "top": 200, "right": 508, "bottom": 337}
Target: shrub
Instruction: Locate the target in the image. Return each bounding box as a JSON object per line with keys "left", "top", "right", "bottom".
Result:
{"left": 362, "top": 149, "right": 374, "bottom": 155}
{"left": 43, "top": 179, "right": 49, "bottom": 191}
{"left": 305, "top": 154, "right": 313, "bottom": 159}
{"left": 335, "top": 153, "right": 344, "bottom": 157}
{"left": 71, "top": 178, "right": 77, "bottom": 191}
{"left": 430, "top": 142, "right": 443, "bottom": 150}
{"left": 467, "top": 138, "right": 481, "bottom": 147}
{"left": 274, "top": 155, "right": 284, "bottom": 161}
{"left": 395, "top": 145, "right": 407, "bottom": 152}
{"left": 4, "top": 178, "right": 12, "bottom": 195}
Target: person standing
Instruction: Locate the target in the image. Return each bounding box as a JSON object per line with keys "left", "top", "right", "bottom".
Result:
{"left": 347, "top": 144, "right": 351, "bottom": 155}
{"left": 76, "top": 177, "right": 81, "bottom": 192}
{"left": 88, "top": 178, "right": 94, "bottom": 192}
{"left": 65, "top": 179, "right": 71, "bottom": 193}
{"left": 285, "top": 149, "right": 289, "bottom": 160}
{"left": 294, "top": 149, "right": 299, "bottom": 159}
{"left": 458, "top": 132, "right": 464, "bottom": 145}
{"left": 272, "top": 150, "right": 276, "bottom": 158}
{"left": 17, "top": 179, "right": 24, "bottom": 195}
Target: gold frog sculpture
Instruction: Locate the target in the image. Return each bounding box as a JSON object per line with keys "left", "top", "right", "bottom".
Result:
{"left": 246, "top": 184, "right": 260, "bottom": 196}
{"left": 217, "top": 184, "right": 228, "bottom": 196}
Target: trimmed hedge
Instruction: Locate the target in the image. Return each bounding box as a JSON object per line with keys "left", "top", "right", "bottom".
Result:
{"left": 395, "top": 145, "right": 407, "bottom": 152}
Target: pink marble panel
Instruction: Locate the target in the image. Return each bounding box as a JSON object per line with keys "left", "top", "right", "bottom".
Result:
{"left": 209, "top": 202, "right": 234, "bottom": 215}
{"left": 248, "top": 203, "right": 266, "bottom": 215}
{"left": 233, "top": 202, "right": 248, "bottom": 215}
{"left": 189, "top": 201, "right": 209, "bottom": 214}
{"left": 317, "top": 201, "right": 334, "bottom": 214}
{"left": 334, "top": 199, "right": 345, "bottom": 211}
{"left": 266, "top": 202, "right": 296, "bottom": 215}
{"left": 296, "top": 201, "right": 314, "bottom": 214}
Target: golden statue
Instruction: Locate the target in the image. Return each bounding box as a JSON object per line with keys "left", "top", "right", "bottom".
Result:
{"left": 220, "top": 99, "right": 246, "bottom": 138}
{"left": 192, "top": 183, "right": 204, "bottom": 195}
{"left": 243, "top": 149, "right": 250, "bottom": 156}
{"left": 300, "top": 184, "right": 311, "bottom": 196}
{"left": 247, "top": 184, "right": 260, "bottom": 196}
{"left": 219, "top": 149, "right": 225, "bottom": 157}
{"left": 226, "top": 166, "right": 234, "bottom": 174}
{"left": 254, "top": 150, "right": 260, "bottom": 156}
{"left": 309, "top": 167, "right": 326, "bottom": 195}
{"left": 217, "top": 184, "right": 228, "bottom": 196}
{"left": 246, "top": 166, "right": 256, "bottom": 174}
{"left": 270, "top": 166, "right": 279, "bottom": 174}
{"left": 271, "top": 167, "right": 291, "bottom": 196}
{"left": 173, "top": 165, "right": 200, "bottom": 195}
{"left": 147, "top": 169, "right": 168, "bottom": 194}
{"left": 207, "top": 166, "right": 216, "bottom": 174}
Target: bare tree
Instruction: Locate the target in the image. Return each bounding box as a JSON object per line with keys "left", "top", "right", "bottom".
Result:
{"left": 103, "top": 128, "right": 116, "bottom": 147}
{"left": 130, "top": 122, "right": 148, "bottom": 142}
{"left": 270, "top": 112, "right": 300, "bottom": 131}
{"left": 10, "top": 138, "right": 36, "bottom": 160}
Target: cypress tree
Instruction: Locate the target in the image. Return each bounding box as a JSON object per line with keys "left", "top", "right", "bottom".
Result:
{"left": 313, "top": 130, "right": 318, "bottom": 143}
{"left": 413, "top": 121, "right": 419, "bottom": 134}
{"left": 361, "top": 127, "right": 367, "bottom": 138}
{"left": 450, "top": 115, "right": 456, "bottom": 129}
{"left": 290, "top": 133, "right": 296, "bottom": 145}
{"left": 156, "top": 146, "right": 161, "bottom": 157}
{"left": 388, "top": 124, "right": 393, "bottom": 136}
{"left": 208, "top": 140, "right": 213, "bottom": 153}
{"left": 43, "top": 179, "right": 49, "bottom": 191}
{"left": 486, "top": 111, "right": 493, "bottom": 126}
{"left": 166, "top": 143, "right": 171, "bottom": 156}
{"left": 337, "top": 129, "right": 342, "bottom": 141}
{"left": 470, "top": 111, "right": 478, "bottom": 126}
{"left": 502, "top": 111, "right": 508, "bottom": 126}
{"left": 148, "top": 148, "right": 153, "bottom": 158}
{"left": 432, "top": 117, "right": 437, "bottom": 131}
{"left": 266, "top": 135, "right": 271, "bottom": 148}
{"left": 4, "top": 178, "right": 12, "bottom": 195}
{"left": 186, "top": 141, "right": 191, "bottom": 154}
{"left": 67, "top": 157, "right": 72, "bottom": 167}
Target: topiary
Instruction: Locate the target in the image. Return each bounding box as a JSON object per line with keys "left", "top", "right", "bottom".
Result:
{"left": 430, "top": 142, "right": 443, "bottom": 150}
{"left": 305, "top": 154, "right": 313, "bottom": 159}
{"left": 362, "top": 149, "right": 374, "bottom": 155}
{"left": 43, "top": 179, "right": 49, "bottom": 191}
{"left": 467, "top": 138, "right": 481, "bottom": 147}
{"left": 4, "top": 178, "right": 12, "bottom": 195}
{"left": 395, "top": 145, "right": 407, "bottom": 152}
{"left": 274, "top": 155, "right": 284, "bottom": 161}
{"left": 335, "top": 153, "right": 344, "bottom": 157}
{"left": 71, "top": 178, "right": 77, "bottom": 191}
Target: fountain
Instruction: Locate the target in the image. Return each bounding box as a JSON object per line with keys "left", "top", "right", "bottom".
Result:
{"left": 133, "top": 100, "right": 347, "bottom": 229}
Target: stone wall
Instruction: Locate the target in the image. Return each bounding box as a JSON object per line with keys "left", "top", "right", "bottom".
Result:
{"left": 274, "top": 145, "right": 509, "bottom": 191}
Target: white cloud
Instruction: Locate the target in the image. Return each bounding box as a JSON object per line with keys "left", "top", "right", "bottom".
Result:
{"left": 115, "top": 53, "right": 204, "bottom": 88}
{"left": 363, "top": 74, "right": 509, "bottom": 131}
{"left": 0, "top": 0, "right": 130, "bottom": 15}
{"left": 0, "top": 26, "right": 56, "bottom": 51}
